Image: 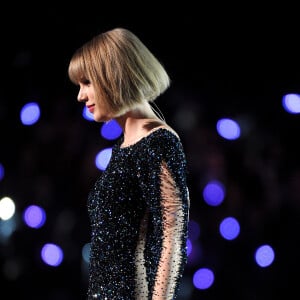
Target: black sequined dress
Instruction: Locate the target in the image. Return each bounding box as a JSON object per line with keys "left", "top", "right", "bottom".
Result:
{"left": 87, "top": 127, "right": 190, "bottom": 300}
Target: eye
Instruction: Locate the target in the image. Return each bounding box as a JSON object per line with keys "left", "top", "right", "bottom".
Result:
{"left": 82, "top": 79, "right": 91, "bottom": 85}
{"left": 79, "top": 77, "right": 91, "bottom": 85}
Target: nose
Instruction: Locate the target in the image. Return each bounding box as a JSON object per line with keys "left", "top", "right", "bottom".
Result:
{"left": 77, "top": 88, "right": 87, "bottom": 102}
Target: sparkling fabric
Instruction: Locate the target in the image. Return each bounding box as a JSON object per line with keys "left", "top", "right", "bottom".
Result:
{"left": 87, "top": 127, "right": 190, "bottom": 300}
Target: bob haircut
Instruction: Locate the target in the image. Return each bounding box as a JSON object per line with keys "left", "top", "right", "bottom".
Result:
{"left": 68, "top": 27, "right": 170, "bottom": 117}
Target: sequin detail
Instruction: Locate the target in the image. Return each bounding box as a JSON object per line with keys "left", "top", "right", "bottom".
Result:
{"left": 87, "top": 128, "right": 190, "bottom": 299}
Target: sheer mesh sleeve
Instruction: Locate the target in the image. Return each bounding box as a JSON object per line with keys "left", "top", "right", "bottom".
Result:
{"left": 151, "top": 161, "right": 189, "bottom": 299}
{"left": 136, "top": 129, "right": 190, "bottom": 300}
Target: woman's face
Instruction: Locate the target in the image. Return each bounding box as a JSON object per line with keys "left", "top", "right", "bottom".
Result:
{"left": 77, "top": 80, "right": 113, "bottom": 122}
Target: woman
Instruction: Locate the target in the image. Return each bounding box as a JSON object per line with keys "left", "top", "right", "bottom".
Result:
{"left": 68, "top": 27, "right": 190, "bottom": 300}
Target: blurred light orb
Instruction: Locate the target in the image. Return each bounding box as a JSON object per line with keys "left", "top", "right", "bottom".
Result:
{"left": 101, "top": 119, "right": 123, "bottom": 140}
{"left": 0, "top": 217, "right": 17, "bottom": 239}
{"left": 282, "top": 93, "right": 300, "bottom": 113}
{"left": 187, "top": 239, "right": 193, "bottom": 256}
{"left": 0, "top": 163, "right": 4, "bottom": 181}
{"left": 255, "top": 244, "right": 275, "bottom": 267}
{"left": 23, "top": 205, "right": 46, "bottom": 229}
{"left": 216, "top": 118, "right": 240, "bottom": 140}
{"left": 82, "top": 243, "right": 90, "bottom": 263}
{"left": 95, "top": 148, "right": 112, "bottom": 171}
{"left": 82, "top": 106, "right": 94, "bottom": 121}
{"left": 20, "top": 102, "right": 40, "bottom": 125}
{"left": 219, "top": 216, "right": 240, "bottom": 240}
{"left": 0, "top": 197, "right": 15, "bottom": 220}
{"left": 193, "top": 267, "right": 215, "bottom": 289}
{"left": 203, "top": 180, "right": 225, "bottom": 206}
{"left": 41, "top": 243, "right": 64, "bottom": 267}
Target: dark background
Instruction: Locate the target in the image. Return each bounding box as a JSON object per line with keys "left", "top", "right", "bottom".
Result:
{"left": 1, "top": 3, "right": 300, "bottom": 299}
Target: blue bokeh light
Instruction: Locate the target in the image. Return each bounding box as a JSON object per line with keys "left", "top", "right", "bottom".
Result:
{"left": 282, "top": 93, "right": 300, "bottom": 114}
{"left": 187, "top": 239, "right": 193, "bottom": 256}
{"left": 202, "top": 180, "right": 225, "bottom": 206}
{"left": 0, "top": 163, "right": 4, "bottom": 181}
{"left": 41, "top": 243, "right": 64, "bottom": 267}
{"left": 82, "top": 106, "right": 94, "bottom": 121}
{"left": 23, "top": 205, "right": 46, "bottom": 229}
{"left": 193, "top": 267, "right": 215, "bottom": 290}
{"left": 255, "top": 244, "right": 275, "bottom": 267}
{"left": 95, "top": 148, "right": 112, "bottom": 171}
{"left": 216, "top": 118, "right": 240, "bottom": 140}
{"left": 219, "top": 216, "right": 240, "bottom": 240}
{"left": 101, "top": 119, "right": 123, "bottom": 140}
{"left": 20, "top": 102, "right": 41, "bottom": 125}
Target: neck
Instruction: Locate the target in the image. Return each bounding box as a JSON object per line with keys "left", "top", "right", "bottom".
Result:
{"left": 115, "top": 101, "right": 164, "bottom": 144}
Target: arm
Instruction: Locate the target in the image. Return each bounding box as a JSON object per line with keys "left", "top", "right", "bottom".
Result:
{"left": 151, "top": 161, "right": 189, "bottom": 300}
{"left": 138, "top": 130, "right": 190, "bottom": 300}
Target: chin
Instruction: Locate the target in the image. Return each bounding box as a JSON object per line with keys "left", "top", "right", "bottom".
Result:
{"left": 94, "top": 114, "right": 111, "bottom": 123}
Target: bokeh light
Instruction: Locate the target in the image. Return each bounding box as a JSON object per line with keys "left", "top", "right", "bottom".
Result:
{"left": 20, "top": 102, "right": 40, "bottom": 125}
{"left": 0, "top": 217, "right": 17, "bottom": 240}
{"left": 82, "top": 106, "right": 94, "bottom": 121}
{"left": 202, "top": 180, "right": 226, "bottom": 206}
{"left": 216, "top": 118, "right": 241, "bottom": 140}
{"left": 255, "top": 244, "right": 275, "bottom": 267}
{"left": 193, "top": 268, "right": 215, "bottom": 290}
{"left": 101, "top": 119, "right": 123, "bottom": 140}
{"left": 0, "top": 197, "right": 15, "bottom": 220}
{"left": 0, "top": 163, "right": 4, "bottom": 181}
{"left": 219, "top": 216, "right": 240, "bottom": 240}
{"left": 41, "top": 243, "right": 64, "bottom": 267}
{"left": 95, "top": 148, "right": 112, "bottom": 171}
{"left": 82, "top": 243, "right": 90, "bottom": 264}
{"left": 23, "top": 205, "right": 46, "bottom": 229}
{"left": 282, "top": 93, "right": 300, "bottom": 113}
{"left": 187, "top": 239, "right": 193, "bottom": 256}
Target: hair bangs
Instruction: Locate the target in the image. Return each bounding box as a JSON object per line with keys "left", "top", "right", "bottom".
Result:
{"left": 68, "top": 50, "right": 89, "bottom": 84}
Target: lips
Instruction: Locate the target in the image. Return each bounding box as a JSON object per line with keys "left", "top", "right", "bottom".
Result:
{"left": 87, "top": 104, "right": 95, "bottom": 113}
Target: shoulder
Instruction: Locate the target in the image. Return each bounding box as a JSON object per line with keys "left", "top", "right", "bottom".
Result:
{"left": 139, "top": 127, "right": 188, "bottom": 177}
{"left": 145, "top": 126, "right": 185, "bottom": 158}
{"left": 148, "top": 125, "right": 180, "bottom": 143}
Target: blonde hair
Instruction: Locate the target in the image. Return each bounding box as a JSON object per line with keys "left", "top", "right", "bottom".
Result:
{"left": 68, "top": 27, "right": 170, "bottom": 117}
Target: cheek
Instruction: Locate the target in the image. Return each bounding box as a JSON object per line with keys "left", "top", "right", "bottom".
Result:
{"left": 88, "top": 90, "right": 96, "bottom": 100}
{"left": 96, "top": 97, "right": 110, "bottom": 111}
